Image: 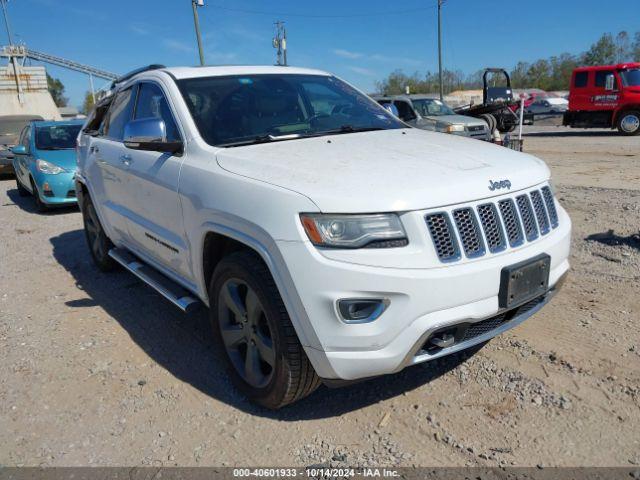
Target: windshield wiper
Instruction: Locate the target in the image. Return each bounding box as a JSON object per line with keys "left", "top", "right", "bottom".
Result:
{"left": 310, "top": 125, "right": 387, "bottom": 137}
{"left": 219, "top": 133, "right": 305, "bottom": 148}
{"left": 219, "top": 126, "right": 388, "bottom": 147}
{"left": 38, "top": 146, "right": 72, "bottom": 150}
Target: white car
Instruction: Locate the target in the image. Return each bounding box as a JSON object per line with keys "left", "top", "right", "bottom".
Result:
{"left": 76, "top": 65, "right": 571, "bottom": 408}
{"left": 527, "top": 97, "right": 569, "bottom": 115}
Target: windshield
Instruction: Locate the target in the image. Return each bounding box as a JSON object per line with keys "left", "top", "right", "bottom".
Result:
{"left": 620, "top": 69, "right": 640, "bottom": 87}
{"left": 35, "top": 124, "right": 82, "bottom": 150}
{"left": 411, "top": 98, "right": 455, "bottom": 117}
{"left": 177, "top": 74, "right": 404, "bottom": 147}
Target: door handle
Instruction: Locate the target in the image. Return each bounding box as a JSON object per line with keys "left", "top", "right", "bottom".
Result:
{"left": 90, "top": 146, "right": 99, "bottom": 154}
{"left": 120, "top": 154, "right": 133, "bottom": 166}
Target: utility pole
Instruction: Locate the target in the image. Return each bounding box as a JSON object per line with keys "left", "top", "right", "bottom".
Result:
{"left": 273, "top": 21, "right": 287, "bottom": 66}
{"left": 1, "top": 0, "right": 24, "bottom": 103}
{"left": 191, "top": 0, "right": 205, "bottom": 66}
{"left": 437, "top": 0, "right": 445, "bottom": 101}
{"left": 1, "top": 0, "right": 14, "bottom": 45}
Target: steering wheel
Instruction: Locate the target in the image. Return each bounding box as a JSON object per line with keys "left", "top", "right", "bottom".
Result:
{"left": 308, "top": 113, "right": 331, "bottom": 126}
{"left": 331, "top": 104, "right": 353, "bottom": 115}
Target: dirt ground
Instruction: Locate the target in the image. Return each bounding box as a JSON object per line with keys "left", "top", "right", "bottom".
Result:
{"left": 0, "top": 125, "right": 639, "bottom": 467}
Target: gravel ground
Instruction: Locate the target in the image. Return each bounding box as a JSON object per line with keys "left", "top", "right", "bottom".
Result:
{"left": 0, "top": 125, "right": 638, "bottom": 467}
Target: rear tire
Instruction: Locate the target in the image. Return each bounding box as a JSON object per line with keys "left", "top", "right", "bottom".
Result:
{"left": 30, "top": 178, "right": 48, "bottom": 213}
{"left": 80, "top": 192, "right": 116, "bottom": 272}
{"left": 16, "top": 176, "right": 28, "bottom": 197}
{"left": 480, "top": 114, "right": 496, "bottom": 132}
{"left": 617, "top": 111, "right": 640, "bottom": 136}
{"left": 209, "top": 250, "right": 320, "bottom": 409}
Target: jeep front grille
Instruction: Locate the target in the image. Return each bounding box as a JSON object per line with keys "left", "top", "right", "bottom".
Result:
{"left": 425, "top": 213, "right": 460, "bottom": 262}
{"left": 426, "top": 187, "right": 560, "bottom": 262}
{"left": 452, "top": 208, "right": 485, "bottom": 258}
{"left": 516, "top": 194, "right": 538, "bottom": 241}
{"left": 477, "top": 203, "right": 507, "bottom": 253}
{"left": 541, "top": 186, "right": 558, "bottom": 228}
{"left": 530, "top": 190, "right": 550, "bottom": 235}
{"left": 497, "top": 198, "right": 524, "bottom": 247}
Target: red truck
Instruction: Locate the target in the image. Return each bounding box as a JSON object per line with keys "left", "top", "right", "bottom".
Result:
{"left": 563, "top": 62, "right": 640, "bottom": 135}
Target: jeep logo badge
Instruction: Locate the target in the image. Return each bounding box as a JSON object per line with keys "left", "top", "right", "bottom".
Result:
{"left": 488, "top": 179, "right": 512, "bottom": 191}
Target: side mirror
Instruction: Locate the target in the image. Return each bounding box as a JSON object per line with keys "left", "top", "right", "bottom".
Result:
{"left": 605, "top": 74, "right": 615, "bottom": 91}
{"left": 123, "top": 118, "right": 182, "bottom": 154}
{"left": 10, "top": 145, "right": 27, "bottom": 155}
{"left": 383, "top": 104, "right": 400, "bottom": 118}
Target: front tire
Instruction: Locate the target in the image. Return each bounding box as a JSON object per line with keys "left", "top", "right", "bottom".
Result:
{"left": 80, "top": 193, "right": 116, "bottom": 272}
{"left": 209, "top": 250, "right": 320, "bottom": 409}
{"left": 30, "top": 178, "right": 48, "bottom": 213}
{"left": 617, "top": 111, "right": 640, "bottom": 136}
{"left": 16, "top": 176, "right": 29, "bottom": 196}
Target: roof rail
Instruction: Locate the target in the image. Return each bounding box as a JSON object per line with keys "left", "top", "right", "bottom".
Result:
{"left": 111, "top": 64, "right": 166, "bottom": 88}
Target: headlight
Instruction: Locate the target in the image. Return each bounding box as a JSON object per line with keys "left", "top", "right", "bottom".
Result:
{"left": 36, "top": 159, "right": 64, "bottom": 175}
{"left": 300, "top": 213, "right": 408, "bottom": 248}
{"left": 445, "top": 124, "right": 465, "bottom": 133}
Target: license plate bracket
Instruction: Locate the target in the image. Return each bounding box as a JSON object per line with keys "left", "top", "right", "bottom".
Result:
{"left": 499, "top": 254, "right": 551, "bottom": 309}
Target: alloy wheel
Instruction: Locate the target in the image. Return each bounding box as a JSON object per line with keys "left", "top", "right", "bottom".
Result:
{"left": 217, "top": 278, "right": 276, "bottom": 388}
{"left": 620, "top": 114, "right": 640, "bottom": 134}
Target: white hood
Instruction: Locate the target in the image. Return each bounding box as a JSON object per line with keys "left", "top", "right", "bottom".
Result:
{"left": 216, "top": 128, "right": 550, "bottom": 213}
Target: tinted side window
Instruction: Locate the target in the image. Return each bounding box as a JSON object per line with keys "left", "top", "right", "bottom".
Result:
{"left": 134, "top": 83, "right": 180, "bottom": 142}
{"left": 595, "top": 70, "right": 617, "bottom": 88}
{"left": 104, "top": 87, "right": 135, "bottom": 141}
{"left": 574, "top": 71, "right": 589, "bottom": 88}
{"left": 394, "top": 101, "right": 417, "bottom": 121}
{"left": 84, "top": 100, "right": 112, "bottom": 135}
{"left": 20, "top": 126, "right": 30, "bottom": 149}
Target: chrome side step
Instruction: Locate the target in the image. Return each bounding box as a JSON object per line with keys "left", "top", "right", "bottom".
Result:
{"left": 108, "top": 248, "right": 201, "bottom": 314}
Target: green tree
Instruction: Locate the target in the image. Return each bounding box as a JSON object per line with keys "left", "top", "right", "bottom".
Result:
{"left": 583, "top": 33, "right": 617, "bottom": 65}
{"left": 549, "top": 53, "right": 578, "bottom": 90}
{"left": 81, "top": 91, "right": 96, "bottom": 115}
{"left": 46, "top": 73, "right": 68, "bottom": 107}
{"left": 615, "top": 31, "right": 631, "bottom": 62}
{"left": 526, "top": 59, "right": 553, "bottom": 90}
{"left": 510, "top": 62, "right": 531, "bottom": 88}
{"left": 633, "top": 31, "right": 640, "bottom": 61}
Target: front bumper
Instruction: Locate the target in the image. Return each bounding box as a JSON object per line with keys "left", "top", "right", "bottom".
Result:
{"left": 34, "top": 171, "right": 77, "bottom": 205}
{"left": 276, "top": 198, "right": 571, "bottom": 381}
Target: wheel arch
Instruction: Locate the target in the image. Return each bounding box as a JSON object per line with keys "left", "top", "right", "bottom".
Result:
{"left": 613, "top": 105, "right": 640, "bottom": 123}
{"left": 199, "top": 223, "right": 321, "bottom": 351}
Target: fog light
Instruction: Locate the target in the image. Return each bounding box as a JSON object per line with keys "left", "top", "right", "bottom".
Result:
{"left": 42, "top": 182, "right": 54, "bottom": 197}
{"left": 337, "top": 299, "right": 389, "bottom": 323}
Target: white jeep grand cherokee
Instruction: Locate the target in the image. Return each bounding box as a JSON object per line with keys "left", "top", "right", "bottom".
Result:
{"left": 76, "top": 65, "right": 571, "bottom": 408}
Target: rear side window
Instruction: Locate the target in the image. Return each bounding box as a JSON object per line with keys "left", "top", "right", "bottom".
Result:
{"left": 594, "top": 70, "right": 617, "bottom": 89}
{"left": 574, "top": 71, "right": 589, "bottom": 88}
{"left": 134, "top": 83, "right": 181, "bottom": 142}
{"left": 103, "top": 87, "right": 135, "bottom": 141}
{"left": 394, "top": 100, "right": 417, "bottom": 121}
{"left": 84, "top": 100, "right": 112, "bottom": 136}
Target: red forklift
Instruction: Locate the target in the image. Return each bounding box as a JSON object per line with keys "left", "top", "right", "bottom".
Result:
{"left": 563, "top": 63, "right": 640, "bottom": 135}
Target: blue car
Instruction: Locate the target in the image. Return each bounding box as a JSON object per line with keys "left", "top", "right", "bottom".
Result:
{"left": 12, "top": 119, "right": 84, "bottom": 211}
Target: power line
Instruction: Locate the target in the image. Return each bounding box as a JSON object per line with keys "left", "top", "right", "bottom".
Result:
{"left": 204, "top": 3, "right": 438, "bottom": 19}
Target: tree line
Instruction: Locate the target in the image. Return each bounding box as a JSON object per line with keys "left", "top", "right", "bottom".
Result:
{"left": 376, "top": 31, "right": 640, "bottom": 95}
